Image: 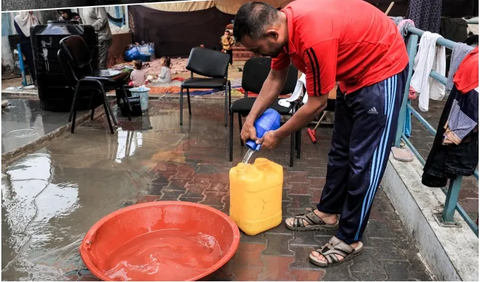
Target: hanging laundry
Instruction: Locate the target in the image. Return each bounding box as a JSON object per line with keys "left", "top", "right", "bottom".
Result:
{"left": 397, "top": 19, "right": 415, "bottom": 41}
{"left": 452, "top": 46, "right": 479, "bottom": 93}
{"left": 390, "top": 16, "right": 404, "bottom": 26}
{"left": 446, "top": 43, "right": 474, "bottom": 91}
{"left": 407, "top": 0, "right": 442, "bottom": 33}
{"left": 422, "top": 47, "right": 478, "bottom": 188}
{"left": 410, "top": 32, "right": 446, "bottom": 112}
{"left": 440, "top": 18, "right": 469, "bottom": 43}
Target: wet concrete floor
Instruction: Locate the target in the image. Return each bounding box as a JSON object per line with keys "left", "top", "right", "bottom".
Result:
{"left": 1, "top": 98, "right": 432, "bottom": 280}
{"left": 1, "top": 98, "right": 86, "bottom": 155}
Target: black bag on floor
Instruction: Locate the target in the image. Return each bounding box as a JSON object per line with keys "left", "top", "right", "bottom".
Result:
{"left": 119, "top": 97, "right": 142, "bottom": 117}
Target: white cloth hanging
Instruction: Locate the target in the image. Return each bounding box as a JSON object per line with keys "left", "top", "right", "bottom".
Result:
{"left": 14, "top": 12, "right": 39, "bottom": 37}
{"left": 410, "top": 31, "right": 446, "bottom": 112}
{"left": 278, "top": 73, "right": 309, "bottom": 111}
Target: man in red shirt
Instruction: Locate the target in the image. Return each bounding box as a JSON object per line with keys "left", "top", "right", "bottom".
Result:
{"left": 233, "top": 0, "right": 409, "bottom": 267}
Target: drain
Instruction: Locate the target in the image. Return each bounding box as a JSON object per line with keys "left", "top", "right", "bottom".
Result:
{"left": 6, "top": 129, "right": 37, "bottom": 138}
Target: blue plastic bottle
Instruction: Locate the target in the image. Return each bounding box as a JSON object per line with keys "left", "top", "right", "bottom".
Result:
{"left": 246, "top": 108, "right": 281, "bottom": 151}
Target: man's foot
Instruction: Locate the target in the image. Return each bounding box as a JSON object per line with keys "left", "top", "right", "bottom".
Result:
{"left": 309, "top": 236, "right": 363, "bottom": 267}
{"left": 285, "top": 208, "right": 339, "bottom": 231}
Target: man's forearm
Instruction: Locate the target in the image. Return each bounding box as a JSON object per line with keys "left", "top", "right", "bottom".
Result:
{"left": 275, "top": 98, "right": 327, "bottom": 139}
{"left": 245, "top": 68, "right": 288, "bottom": 124}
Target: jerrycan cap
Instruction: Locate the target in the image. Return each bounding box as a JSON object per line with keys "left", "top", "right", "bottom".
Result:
{"left": 245, "top": 140, "right": 260, "bottom": 151}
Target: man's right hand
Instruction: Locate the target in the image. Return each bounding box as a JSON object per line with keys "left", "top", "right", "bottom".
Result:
{"left": 240, "top": 120, "right": 258, "bottom": 144}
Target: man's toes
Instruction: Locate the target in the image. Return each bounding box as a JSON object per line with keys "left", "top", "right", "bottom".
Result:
{"left": 311, "top": 251, "right": 326, "bottom": 261}
{"left": 285, "top": 218, "right": 294, "bottom": 226}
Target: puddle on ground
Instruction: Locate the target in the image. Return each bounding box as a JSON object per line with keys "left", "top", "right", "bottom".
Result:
{"left": 1, "top": 102, "right": 229, "bottom": 280}
{"left": 5, "top": 129, "right": 37, "bottom": 138}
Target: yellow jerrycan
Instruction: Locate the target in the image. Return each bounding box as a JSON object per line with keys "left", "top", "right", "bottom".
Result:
{"left": 229, "top": 158, "right": 283, "bottom": 236}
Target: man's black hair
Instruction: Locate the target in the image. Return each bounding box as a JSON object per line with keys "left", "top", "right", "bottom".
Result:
{"left": 233, "top": 2, "right": 279, "bottom": 42}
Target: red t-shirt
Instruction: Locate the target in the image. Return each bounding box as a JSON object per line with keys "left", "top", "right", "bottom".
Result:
{"left": 453, "top": 46, "right": 479, "bottom": 94}
{"left": 271, "top": 0, "right": 409, "bottom": 95}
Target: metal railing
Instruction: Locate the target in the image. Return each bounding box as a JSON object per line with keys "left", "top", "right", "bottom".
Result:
{"left": 394, "top": 26, "right": 479, "bottom": 236}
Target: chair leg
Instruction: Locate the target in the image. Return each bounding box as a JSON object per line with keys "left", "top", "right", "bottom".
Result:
{"left": 124, "top": 96, "right": 132, "bottom": 121}
{"left": 98, "top": 88, "right": 117, "bottom": 125}
{"left": 121, "top": 86, "right": 132, "bottom": 121}
{"left": 229, "top": 110, "right": 234, "bottom": 162}
{"left": 229, "top": 81, "right": 232, "bottom": 109}
{"left": 68, "top": 87, "right": 80, "bottom": 123}
{"left": 224, "top": 82, "right": 231, "bottom": 127}
{"left": 98, "top": 84, "right": 116, "bottom": 130}
{"left": 70, "top": 84, "right": 81, "bottom": 133}
{"left": 186, "top": 88, "right": 192, "bottom": 115}
{"left": 87, "top": 91, "right": 95, "bottom": 120}
{"left": 238, "top": 114, "right": 244, "bottom": 146}
{"left": 296, "top": 130, "right": 301, "bottom": 159}
{"left": 289, "top": 133, "right": 295, "bottom": 167}
{"left": 180, "top": 87, "right": 184, "bottom": 125}
{"left": 102, "top": 96, "right": 114, "bottom": 134}
{"left": 103, "top": 94, "right": 117, "bottom": 125}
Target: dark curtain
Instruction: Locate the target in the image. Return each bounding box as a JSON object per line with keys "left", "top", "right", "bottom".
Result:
{"left": 129, "top": 5, "right": 234, "bottom": 58}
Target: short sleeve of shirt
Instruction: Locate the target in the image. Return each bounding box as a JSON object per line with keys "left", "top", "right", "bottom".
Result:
{"left": 303, "top": 39, "right": 339, "bottom": 96}
{"left": 271, "top": 51, "right": 291, "bottom": 70}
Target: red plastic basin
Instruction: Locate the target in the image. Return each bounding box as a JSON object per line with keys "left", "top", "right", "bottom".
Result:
{"left": 80, "top": 201, "right": 240, "bottom": 281}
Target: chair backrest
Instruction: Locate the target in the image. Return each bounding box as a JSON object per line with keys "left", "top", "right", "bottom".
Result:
{"left": 241, "top": 57, "right": 298, "bottom": 96}
{"left": 60, "top": 35, "right": 94, "bottom": 73}
{"left": 185, "top": 47, "right": 230, "bottom": 78}
{"left": 60, "top": 35, "right": 93, "bottom": 81}
{"left": 57, "top": 48, "right": 78, "bottom": 85}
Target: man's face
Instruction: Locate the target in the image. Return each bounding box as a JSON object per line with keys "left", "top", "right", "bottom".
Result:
{"left": 241, "top": 32, "right": 284, "bottom": 58}
{"left": 61, "top": 12, "right": 68, "bottom": 19}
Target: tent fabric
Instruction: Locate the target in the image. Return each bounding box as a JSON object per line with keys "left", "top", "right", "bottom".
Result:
{"left": 129, "top": 5, "right": 234, "bottom": 57}
{"left": 142, "top": 0, "right": 292, "bottom": 15}
{"left": 215, "top": 0, "right": 292, "bottom": 15}
{"left": 144, "top": 0, "right": 216, "bottom": 12}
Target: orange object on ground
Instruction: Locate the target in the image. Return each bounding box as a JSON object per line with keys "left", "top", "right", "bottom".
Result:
{"left": 80, "top": 202, "right": 240, "bottom": 281}
{"left": 229, "top": 158, "right": 283, "bottom": 236}
{"left": 307, "top": 110, "right": 329, "bottom": 143}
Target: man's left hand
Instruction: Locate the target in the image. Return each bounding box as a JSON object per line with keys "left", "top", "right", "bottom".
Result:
{"left": 256, "top": 130, "right": 281, "bottom": 149}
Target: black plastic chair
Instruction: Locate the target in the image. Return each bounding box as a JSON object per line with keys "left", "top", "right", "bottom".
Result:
{"left": 229, "top": 57, "right": 301, "bottom": 167}
{"left": 58, "top": 35, "right": 131, "bottom": 134}
{"left": 180, "top": 47, "right": 231, "bottom": 126}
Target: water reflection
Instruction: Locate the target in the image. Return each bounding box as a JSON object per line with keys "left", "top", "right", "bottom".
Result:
{"left": 1, "top": 102, "right": 225, "bottom": 280}
{"left": 1, "top": 99, "right": 73, "bottom": 154}
{"left": 115, "top": 131, "right": 143, "bottom": 163}
{"left": 1, "top": 153, "right": 80, "bottom": 280}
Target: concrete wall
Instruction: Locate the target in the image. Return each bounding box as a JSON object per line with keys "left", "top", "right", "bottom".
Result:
{"left": 382, "top": 155, "right": 479, "bottom": 281}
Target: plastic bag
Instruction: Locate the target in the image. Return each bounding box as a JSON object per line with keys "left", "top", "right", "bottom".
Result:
{"left": 138, "top": 43, "right": 151, "bottom": 56}
{"left": 148, "top": 42, "right": 156, "bottom": 60}
{"left": 125, "top": 46, "right": 140, "bottom": 62}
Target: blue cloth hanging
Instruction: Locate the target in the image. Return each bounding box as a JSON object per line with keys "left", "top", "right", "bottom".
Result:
{"left": 404, "top": 100, "right": 412, "bottom": 138}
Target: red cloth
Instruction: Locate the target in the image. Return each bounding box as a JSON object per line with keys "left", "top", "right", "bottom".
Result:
{"left": 271, "top": 0, "right": 409, "bottom": 96}
{"left": 453, "top": 46, "right": 479, "bottom": 94}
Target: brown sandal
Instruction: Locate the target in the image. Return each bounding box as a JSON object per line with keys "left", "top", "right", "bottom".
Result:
{"left": 309, "top": 236, "right": 363, "bottom": 267}
{"left": 285, "top": 208, "right": 339, "bottom": 231}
